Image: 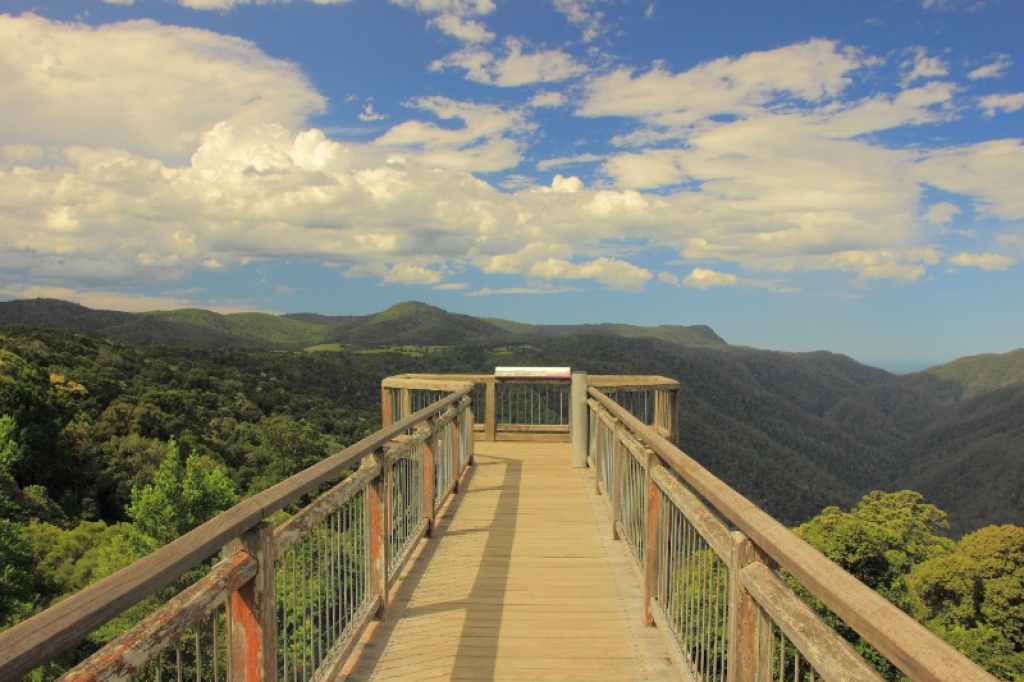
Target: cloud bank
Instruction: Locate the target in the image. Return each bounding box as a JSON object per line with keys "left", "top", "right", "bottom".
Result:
{"left": 0, "top": 14, "right": 1020, "bottom": 306}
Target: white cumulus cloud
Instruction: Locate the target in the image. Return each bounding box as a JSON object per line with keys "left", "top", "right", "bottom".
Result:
{"left": 551, "top": 0, "right": 605, "bottom": 42}
{"left": 374, "top": 97, "right": 531, "bottom": 171}
{"left": 915, "top": 140, "right": 1024, "bottom": 220}
{"left": 528, "top": 257, "right": 653, "bottom": 291}
{"left": 967, "top": 55, "right": 1012, "bottom": 80}
{"left": 979, "top": 93, "right": 1024, "bottom": 117}
{"left": 430, "top": 14, "right": 495, "bottom": 42}
{"left": 432, "top": 38, "right": 586, "bottom": 86}
{"left": 901, "top": 46, "right": 948, "bottom": 86}
{"left": 948, "top": 252, "right": 1016, "bottom": 270}
{"left": 0, "top": 14, "right": 325, "bottom": 163}
{"left": 683, "top": 268, "right": 739, "bottom": 289}
{"left": 579, "top": 39, "right": 859, "bottom": 128}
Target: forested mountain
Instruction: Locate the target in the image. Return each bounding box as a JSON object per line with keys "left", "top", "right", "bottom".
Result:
{"left": 923, "top": 348, "right": 1024, "bottom": 399}
{"left": 1, "top": 298, "right": 1022, "bottom": 535}
{"left": 0, "top": 299, "right": 725, "bottom": 351}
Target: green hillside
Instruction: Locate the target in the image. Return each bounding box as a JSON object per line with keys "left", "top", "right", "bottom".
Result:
{"left": 924, "top": 348, "right": 1024, "bottom": 399}
{"left": 485, "top": 318, "right": 726, "bottom": 347}
{"left": 330, "top": 301, "right": 506, "bottom": 347}
{"left": 0, "top": 299, "right": 133, "bottom": 331}
{"left": 1, "top": 299, "right": 726, "bottom": 351}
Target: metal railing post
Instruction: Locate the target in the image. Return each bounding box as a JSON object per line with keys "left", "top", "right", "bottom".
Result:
{"left": 570, "top": 371, "right": 588, "bottom": 468}
{"left": 223, "top": 522, "right": 277, "bottom": 682}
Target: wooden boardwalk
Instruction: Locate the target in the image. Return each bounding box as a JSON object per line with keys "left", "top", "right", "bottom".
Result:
{"left": 342, "top": 441, "right": 681, "bottom": 681}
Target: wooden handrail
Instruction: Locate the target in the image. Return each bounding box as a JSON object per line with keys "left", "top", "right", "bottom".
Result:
{"left": 385, "top": 373, "right": 677, "bottom": 444}
{"left": 0, "top": 386, "right": 472, "bottom": 681}
{"left": 380, "top": 377, "right": 478, "bottom": 391}
{"left": 60, "top": 551, "right": 258, "bottom": 680}
{"left": 384, "top": 373, "right": 679, "bottom": 390}
{"left": 588, "top": 387, "right": 993, "bottom": 681}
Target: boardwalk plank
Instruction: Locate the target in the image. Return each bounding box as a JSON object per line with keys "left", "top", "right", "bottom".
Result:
{"left": 341, "top": 441, "right": 682, "bottom": 681}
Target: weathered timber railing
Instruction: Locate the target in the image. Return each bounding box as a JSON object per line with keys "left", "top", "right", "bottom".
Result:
{"left": 383, "top": 373, "right": 679, "bottom": 443}
{"left": 0, "top": 387, "right": 474, "bottom": 681}
{"left": 588, "top": 386, "right": 995, "bottom": 682}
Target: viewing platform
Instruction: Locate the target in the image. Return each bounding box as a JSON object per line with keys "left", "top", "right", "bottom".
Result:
{"left": 343, "top": 440, "right": 678, "bottom": 681}
{"left": 0, "top": 372, "right": 995, "bottom": 681}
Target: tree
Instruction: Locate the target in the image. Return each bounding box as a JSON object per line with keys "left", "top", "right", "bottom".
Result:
{"left": 795, "top": 490, "right": 954, "bottom": 606}
{"left": 237, "top": 415, "right": 331, "bottom": 495}
{"left": 906, "top": 525, "right": 1024, "bottom": 678}
{"left": 0, "top": 519, "right": 38, "bottom": 629}
{"left": 0, "top": 414, "right": 22, "bottom": 474}
{"left": 27, "top": 520, "right": 137, "bottom": 598}
{"left": 794, "top": 491, "right": 956, "bottom": 678}
{"left": 128, "top": 439, "right": 237, "bottom": 550}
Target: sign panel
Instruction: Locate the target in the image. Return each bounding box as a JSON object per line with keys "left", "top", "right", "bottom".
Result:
{"left": 494, "top": 366, "right": 572, "bottom": 379}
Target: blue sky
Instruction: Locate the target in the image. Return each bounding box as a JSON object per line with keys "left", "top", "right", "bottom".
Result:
{"left": 0, "top": 0, "right": 1021, "bottom": 368}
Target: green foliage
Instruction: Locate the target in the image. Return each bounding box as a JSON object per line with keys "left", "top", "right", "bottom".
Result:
{"left": 0, "top": 415, "right": 68, "bottom": 526}
{"left": 798, "top": 493, "right": 1024, "bottom": 679}
{"left": 0, "top": 414, "right": 22, "bottom": 474}
{"left": 905, "top": 525, "right": 1024, "bottom": 678}
{"left": 0, "top": 519, "right": 39, "bottom": 629}
{"left": 27, "top": 520, "right": 136, "bottom": 597}
{"left": 925, "top": 349, "right": 1024, "bottom": 400}
{"left": 0, "top": 348, "right": 71, "bottom": 495}
{"left": 128, "top": 439, "right": 237, "bottom": 549}
{"left": 237, "top": 415, "right": 333, "bottom": 495}
{"left": 797, "top": 491, "right": 955, "bottom": 602}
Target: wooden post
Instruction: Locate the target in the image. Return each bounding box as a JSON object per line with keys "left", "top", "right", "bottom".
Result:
{"left": 423, "top": 427, "right": 436, "bottom": 538}
{"left": 400, "top": 389, "right": 412, "bottom": 422}
{"left": 642, "top": 449, "right": 660, "bottom": 626}
{"left": 223, "top": 522, "right": 276, "bottom": 682}
{"left": 484, "top": 379, "right": 497, "bottom": 441}
{"left": 655, "top": 388, "right": 679, "bottom": 445}
{"left": 666, "top": 388, "right": 679, "bottom": 446}
{"left": 728, "top": 531, "right": 771, "bottom": 682}
{"left": 381, "top": 387, "right": 393, "bottom": 427}
{"left": 368, "top": 449, "right": 389, "bottom": 620}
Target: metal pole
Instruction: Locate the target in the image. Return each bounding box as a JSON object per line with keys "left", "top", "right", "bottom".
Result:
{"left": 571, "top": 371, "right": 588, "bottom": 468}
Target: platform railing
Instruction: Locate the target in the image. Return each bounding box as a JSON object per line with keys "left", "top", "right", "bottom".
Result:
{"left": 587, "top": 386, "right": 994, "bottom": 682}
{"left": 382, "top": 373, "right": 679, "bottom": 443}
{"left": 0, "top": 387, "right": 474, "bottom": 681}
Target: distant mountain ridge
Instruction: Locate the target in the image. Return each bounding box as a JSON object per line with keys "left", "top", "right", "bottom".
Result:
{"left": 0, "top": 299, "right": 726, "bottom": 352}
